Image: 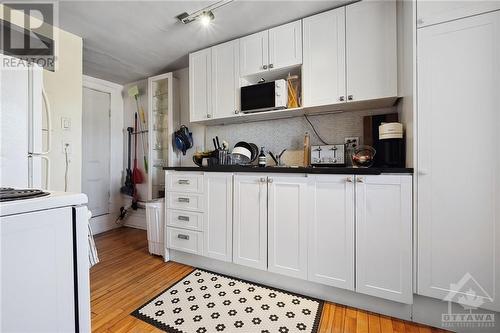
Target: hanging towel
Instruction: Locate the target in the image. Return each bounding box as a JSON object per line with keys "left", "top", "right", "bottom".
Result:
{"left": 87, "top": 210, "right": 100, "bottom": 267}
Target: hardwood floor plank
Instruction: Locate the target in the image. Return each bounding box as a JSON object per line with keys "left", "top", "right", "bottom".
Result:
{"left": 90, "top": 227, "right": 447, "bottom": 333}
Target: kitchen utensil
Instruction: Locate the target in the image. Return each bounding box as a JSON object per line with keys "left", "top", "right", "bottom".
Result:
{"left": 128, "top": 85, "right": 148, "bottom": 173}
{"left": 232, "top": 146, "right": 252, "bottom": 161}
{"left": 311, "top": 144, "right": 345, "bottom": 166}
{"left": 303, "top": 132, "right": 310, "bottom": 166}
{"left": 249, "top": 143, "right": 259, "bottom": 163}
{"left": 268, "top": 151, "right": 279, "bottom": 165}
{"left": 215, "top": 136, "right": 221, "bottom": 150}
{"left": 132, "top": 113, "right": 144, "bottom": 184}
{"left": 234, "top": 141, "right": 257, "bottom": 161}
{"left": 229, "top": 153, "right": 250, "bottom": 165}
{"left": 213, "top": 138, "right": 217, "bottom": 150}
{"left": 120, "top": 127, "right": 134, "bottom": 196}
{"left": 351, "top": 145, "right": 376, "bottom": 168}
{"left": 173, "top": 125, "right": 193, "bottom": 155}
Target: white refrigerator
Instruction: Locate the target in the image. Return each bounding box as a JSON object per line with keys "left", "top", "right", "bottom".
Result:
{"left": 0, "top": 55, "right": 51, "bottom": 189}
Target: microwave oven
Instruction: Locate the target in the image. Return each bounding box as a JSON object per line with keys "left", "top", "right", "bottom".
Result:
{"left": 241, "top": 79, "right": 288, "bottom": 113}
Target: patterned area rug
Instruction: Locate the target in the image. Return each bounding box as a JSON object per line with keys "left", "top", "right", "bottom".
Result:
{"left": 132, "top": 268, "right": 323, "bottom": 333}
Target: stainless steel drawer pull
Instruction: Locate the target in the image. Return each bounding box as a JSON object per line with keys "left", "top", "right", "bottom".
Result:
{"left": 178, "top": 179, "right": 190, "bottom": 185}
{"left": 178, "top": 197, "right": 190, "bottom": 203}
{"left": 177, "top": 234, "right": 189, "bottom": 240}
{"left": 178, "top": 216, "right": 190, "bottom": 221}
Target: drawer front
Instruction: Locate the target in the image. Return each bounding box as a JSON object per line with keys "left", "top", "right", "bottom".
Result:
{"left": 166, "top": 227, "right": 203, "bottom": 255}
{"left": 166, "top": 192, "right": 204, "bottom": 212}
{"left": 167, "top": 174, "right": 204, "bottom": 193}
{"left": 167, "top": 209, "right": 203, "bottom": 231}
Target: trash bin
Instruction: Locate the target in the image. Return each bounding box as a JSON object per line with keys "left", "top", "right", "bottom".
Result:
{"left": 145, "top": 200, "right": 165, "bottom": 256}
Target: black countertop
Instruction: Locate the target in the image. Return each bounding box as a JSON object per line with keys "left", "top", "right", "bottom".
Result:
{"left": 163, "top": 166, "right": 413, "bottom": 175}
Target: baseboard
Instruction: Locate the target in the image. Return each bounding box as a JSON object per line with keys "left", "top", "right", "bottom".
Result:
{"left": 90, "top": 214, "right": 120, "bottom": 234}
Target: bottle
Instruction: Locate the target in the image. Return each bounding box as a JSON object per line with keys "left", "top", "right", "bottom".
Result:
{"left": 303, "top": 132, "right": 310, "bottom": 167}
{"left": 258, "top": 147, "right": 266, "bottom": 167}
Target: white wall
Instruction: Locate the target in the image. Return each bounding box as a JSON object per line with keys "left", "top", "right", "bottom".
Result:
{"left": 83, "top": 75, "right": 124, "bottom": 234}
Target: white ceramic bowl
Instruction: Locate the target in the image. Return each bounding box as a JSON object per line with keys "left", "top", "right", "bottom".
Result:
{"left": 231, "top": 146, "right": 252, "bottom": 161}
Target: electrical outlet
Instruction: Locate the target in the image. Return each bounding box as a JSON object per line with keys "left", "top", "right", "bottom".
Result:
{"left": 344, "top": 137, "right": 359, "bottom": 151}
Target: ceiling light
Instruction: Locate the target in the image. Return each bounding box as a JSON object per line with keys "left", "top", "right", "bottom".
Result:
{"left": 199, "top": 11, "right": 215, "bottom": 26}
{"left": 176, "top": 0, "right": 233, "bottom": 25}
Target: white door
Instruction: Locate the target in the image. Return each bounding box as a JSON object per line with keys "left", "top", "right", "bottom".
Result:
{"left": 355, "top": 175, "right": 412, "bottom": 304}
{"left": 308, "top": 175, "right": 354, "bottom": 290}
{"left": 189, "top": 48, "right": 212, "bottom": 121}
{"left": 346, "top": 0, "right": 397, "bottom": 102}
{"left": 417, "top": 11, "right": 500, "bottom": 312}
{"left": 211, "top": 40, "right": 240, "bottom": 118}
{"left": 268, "top": 175, "right": 308, "bottom": 279}
{"left": 1, "top": 207, "right": 75, "bottom": 332}
{"left": 204, "top": 173, "right": 232, "bottom": 262}
{"left": 82, "top": 87, "right": 110, "bottom": 217}
{"left": 302, "top": 7, "right": 346, "bottom": 107}
{"left": 233, "top": 174, "right": 267, "bottom": 270}
{"left": 239, "top": 30, "right": 269, "bottom": 76}
{"left": 268, "top": 20, "right": 302, "bottom": 70}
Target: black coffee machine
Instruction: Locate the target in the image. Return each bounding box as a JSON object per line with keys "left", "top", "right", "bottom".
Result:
{"left": 363, "top": 114, "right": 405, "bottom": 168}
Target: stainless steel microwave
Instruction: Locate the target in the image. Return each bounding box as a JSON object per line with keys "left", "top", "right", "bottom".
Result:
{"left": 240, "top": 79, "right": 288, "bottom": 113}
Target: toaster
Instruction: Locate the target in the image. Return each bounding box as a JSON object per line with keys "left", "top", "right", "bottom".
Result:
{"left": 310, "top": 145, "right": 345, "bottom": 166}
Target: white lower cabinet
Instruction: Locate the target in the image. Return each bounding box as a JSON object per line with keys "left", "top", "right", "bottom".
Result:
{"left": 204, "top": 173, "right": 233, "bottom": 262}
{"left": 308, "top": 175, "right": 355, "bottom": 290}
{"left": 233, "top": 175, "right": 268, "bottom": 270}
{"left": 355, "top": 175, "right": 412, "bottom": 304}
{"left": 268, "top": 176, "right": 309, "bottom": 280}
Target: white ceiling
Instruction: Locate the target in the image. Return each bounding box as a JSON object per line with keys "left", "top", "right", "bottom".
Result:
{"left": 58, "top": 1, "right": 351, "bottom": 84}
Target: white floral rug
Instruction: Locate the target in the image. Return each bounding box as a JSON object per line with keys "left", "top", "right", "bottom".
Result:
{"left": 132, "top": 268, "right": 323, "bottom": 333}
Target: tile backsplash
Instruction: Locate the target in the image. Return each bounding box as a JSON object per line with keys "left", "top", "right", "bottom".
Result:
{"left": 205, "top": 107, "right": 397, "bottom": 166}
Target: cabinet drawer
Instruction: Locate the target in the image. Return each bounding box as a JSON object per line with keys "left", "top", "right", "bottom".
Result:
{"left": 166, "top": 192, "right": 204, "bottom": 212}
{"left": 167, "top": 174, "right": 204, "bottom": 193}
{"left": 166, "top": 209, "right": 203, "bottom": 231}
{"left": 166, "top": 227, "right": 203, "bottom": 255}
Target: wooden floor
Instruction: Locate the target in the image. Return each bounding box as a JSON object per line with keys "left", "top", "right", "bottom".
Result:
{"left": 91, "top": 227, "right": 448, "bottom": 333}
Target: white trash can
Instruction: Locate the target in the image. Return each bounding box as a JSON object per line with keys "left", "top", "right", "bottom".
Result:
{"left": 145, "top": 200, "right": 165, "bottom": 256}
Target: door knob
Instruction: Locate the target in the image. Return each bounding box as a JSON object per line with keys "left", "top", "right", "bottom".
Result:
{"left": 268, "top": 178, "right": 273, "bottom": 183}
{"left": 207, "top": 114, "right": 212, "bottom": 118}
{"left": 339, "top": 96, "right": 345, "bottom": 102}
{"left": 260, "top": 177, "right": 266, "bottom": 183}
{"left": 346, "top": 177, "right": 353, "bottom": 183}
{"left": 263, "top": 65, "right": 268, "bottom": 70}
{"left": 348, "top": 95, "right": 353, "bottom": 101}
{"left": 357, "top": 177, "right": 364, "bottom": 183}
{"left": 269, "top": 64, "right": 274, "bottom": 69}
{"left": 234, "top": 110, "right": 239, "bottom": 114}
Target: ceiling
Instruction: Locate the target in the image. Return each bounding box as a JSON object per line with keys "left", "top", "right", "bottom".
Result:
{"left": 58, "top": 1, "right": 351, "bottom": 84}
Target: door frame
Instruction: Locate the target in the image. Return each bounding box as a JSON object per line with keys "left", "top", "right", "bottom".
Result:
{"left": 83, "top": 75, "right": 124, "bottom": 234}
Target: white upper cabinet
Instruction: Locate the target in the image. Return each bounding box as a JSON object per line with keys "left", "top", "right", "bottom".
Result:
{"left": 355, "top": 175, "right": 412, "bottom": 304}
{"left": 212, "top": 40, "right": 240, "bottom": 118}
{"left": 267, "top": 176, "right": 308, "bottom": 280}
{"left": 233, "top": 175, "right": 268, "bottom": 270}
{"left": 189, "top": 48, "right": 212, "bottom": 121}
{"left": 268, "top": 20, "right": 302, "bottom": 71}
{"left": 203, "top": 173, "right": 233, "bottom": 262}
{"left": 239, "top": 31, "right": 269, "bottom": 77}
{"left": 417, "top": 11, "right": 500, "bottom": 312}
{"left": 308, "top": 175, "right": 354, "bottom": 290}
{"left": 417, "top": 0, "right": 500, "bottom": 28}
{"left": 346, "top": 0, "right": 397, "bottom": 102}
{"left": 302, "top": 7, "right": 346, "bottom": 107}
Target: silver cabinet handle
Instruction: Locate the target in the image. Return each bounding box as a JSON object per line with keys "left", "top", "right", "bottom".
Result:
{"left": 234, "top": 110, "right": 239, "bottom": 114}
{"left": 263, "top": 65, "right": 268, "bottom": 70}
{"left": 177, "top": 234, "right": 189, "bottom": 240}
{"left": 348, "top": 95, "right": 353, "bottom": 101}
{"left": 269, "top": 64, "right": 274, "bottom": 69}
{"left": 357, "top": 177, "right": 364, "bottom": 183}
{"left": 178, "top": 179, "right": 190, "bottom": 185}
{"left": 268, "top": 178, "right": 273, "bottom": 183}
{"left": 260, "top": 177, "right": 266, "bottom": 183}
{"left": 178, "top": 216, "right": 190, "bottom": 221}
{"left": 178, "top": 197, "right": 190, "bottom": 203}
{"left": 339, "top": 96, "right": 345, "bottom": 102}
{"left": 346, "top": 177, "right": 353, "bottom": 183}
{"left": 207, "top": 114, "right": 212, "bottom": 118}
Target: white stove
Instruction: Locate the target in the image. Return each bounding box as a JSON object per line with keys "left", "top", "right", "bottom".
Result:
{"left": 0, "top": 189, "right": 91, "bottom": 332}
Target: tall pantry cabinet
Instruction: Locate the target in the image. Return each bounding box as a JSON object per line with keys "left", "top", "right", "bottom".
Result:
{"left": 417, "top": 10, "right": 500, "bottom": 312}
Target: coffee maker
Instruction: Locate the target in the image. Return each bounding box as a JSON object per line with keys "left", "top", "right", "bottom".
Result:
{"left": 377, "top": 122, "right": 405, "bottom": 168}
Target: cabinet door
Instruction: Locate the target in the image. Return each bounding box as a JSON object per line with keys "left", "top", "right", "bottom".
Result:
{"left": 308, "top": 175, "right": 354, "bottom": 290}
{"left": 204, "top": 173, "right": 232, "bottom": 262}
{"left": 346, "top": 0, "right": 397, "bottom": 102}
{"left": 189, "top": 48, "right": 212, "bottom": 121}
{"left": 302, "top": 7, "right": 346, "bottom": 107}
{"left": 212, "top": 40, "right": 240, "bottom": 118}
{"left": 268, "top": 20, "right": 302, "bottom": 70}
{"left": 356, "top": 175, "right": 412, "bottom": 304}
{"left": 417, "top": 11, "right": 500, "bottom": 312}
{"left": 239, "top": 30, "right": 269, "bottom": 76}
{"left": 268, "top": 176, "right": 308, "bottom": 279}
{"left": 233, "top": 175, "right": 267, "bottom": 270}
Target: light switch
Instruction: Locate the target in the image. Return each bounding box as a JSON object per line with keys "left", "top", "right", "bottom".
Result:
{"left": 61, "top": 117, "right": 71, "bottom": 130}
